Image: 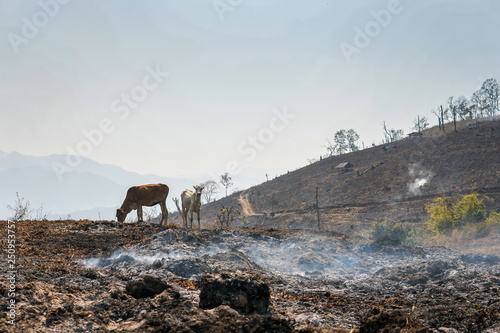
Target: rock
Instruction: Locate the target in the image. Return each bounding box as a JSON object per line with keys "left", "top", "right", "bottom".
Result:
{"left": 125, "top": 275, "right": 170, "bottom": 299}
{"left": 151, "top": 259, "right": 163, "bottom": 269}
{"left": 357, "top": 310, "right": 431, "bottom": 333}
{"left": 166, "top": 258, "right": 210, "bottom": 278}
{"left": 199, "top": 271, "right": 272, "bottom": 314}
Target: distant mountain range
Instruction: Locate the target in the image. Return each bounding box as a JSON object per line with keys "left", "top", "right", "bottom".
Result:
{"left": 0, "top": 151, "right": 192, "bottom": 220}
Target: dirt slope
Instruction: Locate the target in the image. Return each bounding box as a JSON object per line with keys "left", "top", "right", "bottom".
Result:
{"left": 199, "top": 119, "right": 500, "bottom": 234}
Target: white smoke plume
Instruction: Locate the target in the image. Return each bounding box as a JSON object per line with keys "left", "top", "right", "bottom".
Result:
{"left": 407, "top": 163, "right": 433, "bottom": 195}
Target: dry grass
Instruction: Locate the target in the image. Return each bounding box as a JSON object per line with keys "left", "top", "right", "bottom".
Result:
{"left": 423, "top": 228, "right": 500, "bottom": 255}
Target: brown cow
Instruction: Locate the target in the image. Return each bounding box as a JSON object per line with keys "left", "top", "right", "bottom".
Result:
{"left": 116, "top": 183, "right": 169, "bottom": 226}
{"left": 181, "top": 185, "right": 205, "bottom": 229}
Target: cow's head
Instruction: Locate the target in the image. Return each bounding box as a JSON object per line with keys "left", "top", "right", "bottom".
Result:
{"left": 116, "top": 208, "right": 127, "bottom": 222}
{"left": 193, "top": 185, "right": 205, "bottom": 198}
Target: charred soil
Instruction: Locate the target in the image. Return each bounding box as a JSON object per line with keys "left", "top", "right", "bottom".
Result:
{"left": 1, "top": 220, "right": 499, "bottom": 332}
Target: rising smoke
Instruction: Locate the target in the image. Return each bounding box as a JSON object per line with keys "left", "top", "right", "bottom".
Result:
{"left": 407, "top": 163, "right": 433, "bottom": 195}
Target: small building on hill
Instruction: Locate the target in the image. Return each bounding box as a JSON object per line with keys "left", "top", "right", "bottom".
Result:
{"left": 335, "top": 162, "right": 354, "bottom": 172}
{"left": 408, "top": 132, "right": 423, "bottom": 138}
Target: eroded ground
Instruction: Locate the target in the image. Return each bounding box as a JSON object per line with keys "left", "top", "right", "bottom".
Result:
{"left": 1, "top": 220, "right": 500, "bottom": 332}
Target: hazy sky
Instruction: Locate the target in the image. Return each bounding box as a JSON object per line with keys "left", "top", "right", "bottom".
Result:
{"left": 2, "top": 0, "right": 500, "bottom": 188}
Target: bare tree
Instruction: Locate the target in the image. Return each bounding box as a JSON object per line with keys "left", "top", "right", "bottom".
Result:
{"left": 172, "top": 197, "right": 182, "bottom": 215}
{"left": 431, "top": 108, "right": 442, "bottom": 131}
{"left": 323, "top": 139, "right": 337, "bottom": 157}
{"left": 412, "top": 116, "right": 429, "bottom": 133}
{"left": 200, "top": 180, "right": 219, "bottom": 203}
{"left": 382, "top": 121, "right": 404, "bottom": 143}
{"left": 435, "top": 105, "right": 448, "bottom": 132}
{"left": 220, "top": 173, "right": 233, "bottom": 197}
{"left": 143, "top": 206, "right": 159, "bottom": 222}
{"left": 447, "top": 96, "right": 458, "bottom": 132}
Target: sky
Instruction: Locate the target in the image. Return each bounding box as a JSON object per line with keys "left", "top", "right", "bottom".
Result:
{"left": 1, "top": 0, "right": 500, "bottom": 190}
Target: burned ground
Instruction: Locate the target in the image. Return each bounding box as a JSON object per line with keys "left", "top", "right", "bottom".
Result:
{"left": 1, "top": 220, "right": 499, "bottom": 332}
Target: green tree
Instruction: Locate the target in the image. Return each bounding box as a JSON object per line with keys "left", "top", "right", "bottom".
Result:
{"left": 346, "top": 129, "right": 360, "bottom": 152}
{"left": 334, "top": 130, "right": 349, "bottom": 155}
{"left": 454, "top": 194, "right": 485, "bottom": 225}
{"left": 426, "top": 196, "right": 455, "bottom": 234}
{"left": 480, "top": 78, "right": 500, "bottom": 116}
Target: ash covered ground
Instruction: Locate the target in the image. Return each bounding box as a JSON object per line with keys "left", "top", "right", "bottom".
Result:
{"left": 1, "top": 220, "right": 500, "bottom": 332}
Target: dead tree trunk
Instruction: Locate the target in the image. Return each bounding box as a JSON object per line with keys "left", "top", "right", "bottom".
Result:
{"left": 315, "top": 187, "right": 321, "bottom": 231}
{"left": 453, "top": 106, "right": 457, "bottom": 132}
{"left": 172, "top": 198, "right": 182, "bottom": 215}
{"left": 440, "top": 105, "right": 445, "bottom": 133}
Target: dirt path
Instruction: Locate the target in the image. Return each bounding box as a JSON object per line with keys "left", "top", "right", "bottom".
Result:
{"left": 239, "top": 192, "right": 257, "bottom": 216}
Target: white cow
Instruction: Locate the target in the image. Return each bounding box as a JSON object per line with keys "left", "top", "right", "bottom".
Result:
{"left": 181, "top": 185, "right": 205, "bottom": 229}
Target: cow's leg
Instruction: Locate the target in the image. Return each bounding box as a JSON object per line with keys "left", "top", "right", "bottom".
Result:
{"left": 159, "top": 201, "right": 168, "bottom": 227}
{"left": 197, "top": 210, "right": 201, "bottom": 229}
{"left": 190, "top": 208, "right": 194, "bottom": 229}
{"left": 137, "top": 206, "right": 143, "bottom": 222}
{"left": 182, "top": 207, "right": 188, "bottom": 228}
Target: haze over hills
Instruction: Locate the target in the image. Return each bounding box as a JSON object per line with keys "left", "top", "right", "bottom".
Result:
{"left": 0, "top": 151, "right": 192, "bottom": 220}
{"left": 2, "top": 119, "right": 499, "bottom": 226}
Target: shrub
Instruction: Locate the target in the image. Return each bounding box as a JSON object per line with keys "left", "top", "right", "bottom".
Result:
{"left": 475, "top": 212, "right": 500, "bottom": 237}
{"left": 370, "top": 220, "right": 416, "bottom": 243}
{"left": 425, "top": 194, "right": 495, "bottom": 237}
{"left": 425, "top": 196, "right": 455, "bottom": 234}
{"left": 214, "top": 205, "right": 242, "bottom": 227}
{"left": 454, "top": 194, "right": 485, "bottom": 225}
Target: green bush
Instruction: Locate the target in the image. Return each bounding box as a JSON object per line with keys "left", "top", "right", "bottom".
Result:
{"left": 425, "top": 194, "right": 493, "bottom": 237}
{"left": 425, "top": 196, "right": 455, "bottom": 234}
{"left": 454, "top": 194, "right": 485, "bottom": 225}
{"left": 370, "top": 220, "right": 416, "bottom": 243}
{"left": 475, "top": 211, "right": 500, "bottom": 237}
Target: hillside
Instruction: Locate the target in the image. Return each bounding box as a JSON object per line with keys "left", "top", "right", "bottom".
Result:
{"left": 198, "top": 119, "right": 500, "bottom": 235}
